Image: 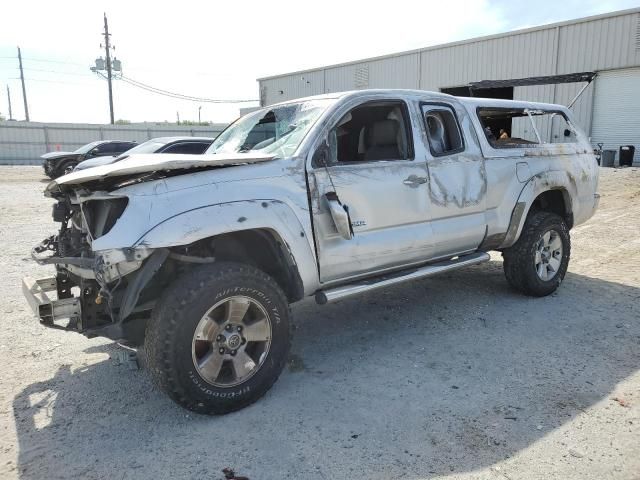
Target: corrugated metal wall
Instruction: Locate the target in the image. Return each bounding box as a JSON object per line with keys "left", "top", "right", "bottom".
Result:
{"left": 557, "top": 12, "right": 640, "bottom": 73}
{"left": 419, "top": 28, "right": 557, "bottom": 90}
{"left": 259, "top": 9, "right": 640, "bottom": 137}
{"left": 0, "top": 121, "right": 227, "bottom": 165}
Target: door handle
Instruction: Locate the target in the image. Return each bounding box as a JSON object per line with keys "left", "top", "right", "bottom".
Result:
{"left": 403, "top": 175, "right": 428, "bottom": 187}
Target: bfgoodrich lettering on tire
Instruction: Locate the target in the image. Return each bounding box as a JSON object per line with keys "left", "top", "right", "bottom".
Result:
{"left": 144, "top": 262, "right": 291, "bottom": 414}
{"left": 503, "top": 211, "right": 571, "bottom": 297}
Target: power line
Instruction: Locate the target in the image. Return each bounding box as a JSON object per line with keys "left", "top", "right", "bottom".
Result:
{"left": 23, "top": 67, "right": 93, "bottom": 77}
{"left": 19, "top": 77, "right": 97, "bottom": 86}
{"left": 4, "top": 56, "right": 257, "bottom": 104}
{"left": 0, "top": 56, "right": 87, "bottom": 67}
{"left": 118, "top": 75, "right": 258, "bottom": 103}
{"left": 24, "top": 57, "right": 87, "bottom": 67}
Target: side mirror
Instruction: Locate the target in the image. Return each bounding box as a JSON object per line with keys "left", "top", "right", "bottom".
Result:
{"left": 324, "top": 192, "right": 353, "bottom": 240}
{"left": 563, "top": 128, "right": 572, "bottom": 137}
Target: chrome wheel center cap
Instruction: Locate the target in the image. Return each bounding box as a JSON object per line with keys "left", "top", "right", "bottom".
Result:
{"left": 226, "top": 333, "right": 242, "bottom": 350}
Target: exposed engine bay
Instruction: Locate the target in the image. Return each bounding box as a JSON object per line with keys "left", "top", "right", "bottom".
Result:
{"left": 30, "top": 191, "right": 149, "bottom": 342}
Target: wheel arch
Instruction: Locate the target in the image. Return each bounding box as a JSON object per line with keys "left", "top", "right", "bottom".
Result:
{"left": 500, "top": 171, "right": 576, "bottom": 249}
{"left": 133, "top": 200, "right": 318, "bottom": 301}
{"left": 174, "top": 228, "right": 305, "bottom": 302}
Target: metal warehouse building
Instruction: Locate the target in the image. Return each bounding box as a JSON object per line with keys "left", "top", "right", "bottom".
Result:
{"left": 258, "top": 8, "right": 640, "bottom": 164}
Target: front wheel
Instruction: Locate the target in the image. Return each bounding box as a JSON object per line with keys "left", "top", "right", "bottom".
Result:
{"left": 144, "top": 262, "right": 291, "bottom": 414}
{"left": 53, "top": 160, "right": 78, "bottom": 178}
{"left": 503, "top": 211, "right": 571, "bottom": 297}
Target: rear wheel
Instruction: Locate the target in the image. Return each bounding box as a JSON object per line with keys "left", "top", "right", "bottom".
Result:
{"left": 144, "top": 262, "right": 291, "bottom": 414}
{"left": 503, "top": 211, "right": 571, "bottom": 297}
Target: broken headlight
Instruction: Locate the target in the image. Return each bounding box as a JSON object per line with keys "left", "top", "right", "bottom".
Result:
{"left": 82, "top": 198, "right": 129, "bottom": 239}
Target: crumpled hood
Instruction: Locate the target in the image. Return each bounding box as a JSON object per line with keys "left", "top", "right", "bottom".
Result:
{"left": 46, "top": 152, "right": 276, "bottom": 192}
{"left": 41, "top": 151, "right": 77, "bottom": 160}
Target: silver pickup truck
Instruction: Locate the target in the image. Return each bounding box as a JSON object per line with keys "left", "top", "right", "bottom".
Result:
{"left": 23, "top": 89, "right": 599, "bottom": 414}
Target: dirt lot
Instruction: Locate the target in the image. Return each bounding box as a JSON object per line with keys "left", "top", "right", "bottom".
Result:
{"left": 0, "top": 165, "right": 638, "bottom": 480}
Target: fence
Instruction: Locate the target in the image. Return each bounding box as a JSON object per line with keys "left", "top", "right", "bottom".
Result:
{"left": 0, "top": 121, "right": 229, "bottom": 165}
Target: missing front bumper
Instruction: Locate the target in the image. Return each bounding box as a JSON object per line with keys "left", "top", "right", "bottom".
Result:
{"left": 22, "top": 275, "right": 82, "bottom": 330}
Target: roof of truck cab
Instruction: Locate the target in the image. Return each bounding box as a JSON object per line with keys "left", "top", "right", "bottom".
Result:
{"left": 268, "top": 89, "right": 567, "bottom": 111}
{"left": 267, "top": 89, "right": 455, "bottom": 108}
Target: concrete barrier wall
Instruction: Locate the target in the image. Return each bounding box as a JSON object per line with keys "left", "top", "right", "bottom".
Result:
{"left": 0, "top": 121, "right": 228, "bottom": 164}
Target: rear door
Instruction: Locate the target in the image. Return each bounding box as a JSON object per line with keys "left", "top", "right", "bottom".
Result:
{"left": 310, "top": 99, "right": 435, "bottom": 283}
{"left": 421, "top": 102, "right": 487, "bottom": 257}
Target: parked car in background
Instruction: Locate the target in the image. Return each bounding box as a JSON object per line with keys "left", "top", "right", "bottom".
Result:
{"left": 73, "top": 137, "right": 215, "bottom": 171}
{"left": 42, "top": 140, "right": 137, "bottom": 179}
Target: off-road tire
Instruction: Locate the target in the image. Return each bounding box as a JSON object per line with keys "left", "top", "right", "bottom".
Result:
{"left": 503, "top": 211, "right": 571, "bottom": 297}
{"left": 53, "top": 159, "right": 78, "bottom": 179}
{"left": 144, "top": 262, "right": 291, "bottom": 414}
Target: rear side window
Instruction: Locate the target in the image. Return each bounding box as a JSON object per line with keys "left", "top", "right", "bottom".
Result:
{"left": 116, "top": 142, "right": 136, "bottom": 153}
{"left": 161, "top": 142, "right": 211, "bottom": 154}
{"left": 478, "top": 108, "right": 577, "bottom": 148}
{"left": 421, "top": 105, "right": 464, "bottom": 156}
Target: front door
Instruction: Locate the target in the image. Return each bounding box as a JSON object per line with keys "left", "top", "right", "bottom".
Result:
{"left": 309, "top": 100, "right": 434, "bottom": 283}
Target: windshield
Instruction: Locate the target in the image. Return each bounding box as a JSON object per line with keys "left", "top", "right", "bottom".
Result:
{"left": 74, "top": 141, "right": 103, "bottom": 154}
{"left": 206, "top": 99, "right": 335, "bottom": 157}
{"left": 120, "top": 140, "right": 167, "bottom": 155}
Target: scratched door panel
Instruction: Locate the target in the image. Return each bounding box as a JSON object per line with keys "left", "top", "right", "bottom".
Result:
{"left": 421, "top": 103, "right": 488, "bottom": 257}
{"left": 311, "top": 160, "right": 434, "bottom": 283}
{"left": 427, "top": 154, "right": 487, "bottom": 255}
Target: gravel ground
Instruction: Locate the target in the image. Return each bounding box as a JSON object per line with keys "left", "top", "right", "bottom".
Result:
{"left": 0, "top": 165, "right": 638, "bottom": 480}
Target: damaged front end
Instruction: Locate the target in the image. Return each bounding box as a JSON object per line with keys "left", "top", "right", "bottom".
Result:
{"left": 23, "top": 189, "right": 166, "bottom": 344}
{"left": 23, "top": 151, "right": 282, "bottom": 344}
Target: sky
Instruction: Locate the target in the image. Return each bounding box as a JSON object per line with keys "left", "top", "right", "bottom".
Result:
{"left": 0, "top": 0, "right": 638, "bottom": 124}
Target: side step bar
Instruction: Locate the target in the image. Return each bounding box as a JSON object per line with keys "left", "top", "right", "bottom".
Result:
{"left": 315, "top": 252, "right": 491, "bottom": 304}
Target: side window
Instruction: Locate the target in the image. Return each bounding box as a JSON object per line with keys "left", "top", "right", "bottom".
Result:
{"left": 90, "top": 143, "right": 109, "bottom": 156}
{"left": 114, "top": 142, "right": 135, "bottom": 154}
{"left": 421, "top": 105, "right": 464, "bottom": 156}
{"left": 477, "top": 108, "right": 577, "bottom": 148}
{"left": 329, "top": 101, "right": 413, "bottom": 163}
{"left": 548, "top": 112, "right": 577, "bottom": 143}
{"left": 162, "top": 142, "right": 210, "bottom": 154}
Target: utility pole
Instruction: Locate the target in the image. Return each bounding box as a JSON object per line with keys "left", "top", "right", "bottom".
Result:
{"left": 102, "top": 13, "right": 115, "bottom": 124}
{"left": 17, "top": 47, "right": 29, "bottom": 121}
{"left": 198, "top": 106, "right": 202, "bottom": 123}
{"left": 6, "top": 85, "right": 13, "bottom": 120}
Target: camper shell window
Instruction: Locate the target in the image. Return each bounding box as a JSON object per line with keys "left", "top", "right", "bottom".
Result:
{"left": 477, "top": 108, "right": 577, "bottom": 148}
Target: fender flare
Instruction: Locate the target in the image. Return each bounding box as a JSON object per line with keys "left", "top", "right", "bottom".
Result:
{"left": 132, "top": 199, "right": 319, "bottom": 296}
{"left": 501, "top": 170, "right": 576, "bottom": 248}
